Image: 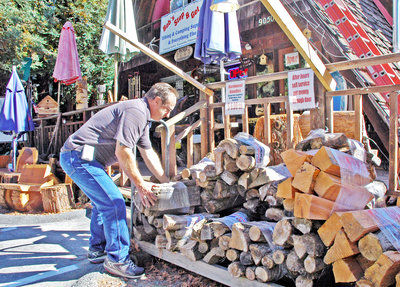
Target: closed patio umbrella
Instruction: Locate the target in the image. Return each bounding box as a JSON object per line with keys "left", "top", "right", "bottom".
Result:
{"left": 194, "top": 0, "right": 241, "bottom": 65}
{"left": 53, "top": 21, "right": 82, "bottom": 110}
{"left": 99, "top": 0, "right": 140, "bottom": 101}
{"left": 0, "top": 66, "right": 34, "bottom": 170}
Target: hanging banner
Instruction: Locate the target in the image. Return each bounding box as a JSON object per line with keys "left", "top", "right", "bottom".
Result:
{"left": 288, "top": 69, "right": 315, "bottom": 111}
{"left": 160, "top": 0, "right": 203, "bottom": 54}
{"left": 225, "top": 80, "right": 245, "bottom": 115}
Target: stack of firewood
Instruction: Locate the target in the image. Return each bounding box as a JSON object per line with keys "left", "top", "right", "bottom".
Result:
{"left": 318, "top": 207, "right": 400, "bottom": 286}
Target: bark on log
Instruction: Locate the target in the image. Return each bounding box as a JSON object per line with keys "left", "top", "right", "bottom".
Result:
{"left": 224, "top": 153, "right": 239, "bottom": 173}
{"left": 179, "top": 240, "right": 203, "bottom": 261}
{"left": 200, "top": 221, "right": 229, "bottom": 240}
{"left": 255, "top": 265, "right": 287, "bottom": 282}
{"left": 214, "top": 147, "right": 225, "bottom": 175}
{"left": 245, "top": 189, "right": 260, "bottom": 201}
{"left": 220, "top": 170, "right": 238, "bottom": 186}
{"left": 295, "top": 275, "right": 314, "bottom": 287}
{"left": 261, "top": 254, "right": 275, "bottom": 269}
{"left": 204, "top": 196, "right": 244, "bottom": 213}
{"left": 238, "top": 172, "right": 250, "bottom": 194}
{"left": 356, "top": 278, "right": 375, "bottom": 287}
{"left": 356, "top": 253, "right": 375, "bottom": 271}
{"left": 198, "top": 241, "right": 210, "bottom": 254}
{"left": 286, "top": 249, "right": 306, "bottom": 276}
{"left": 218, "top": 233, "right": 232, "bottom": 251}
{"left": 248, "top": 164, "right": 291, "bottom": 189}
{"left": 163, "top": 213, "right": 216, "bottom": 231}
{"left": 304, "top": 255, "right": 326, "bottom": 274}
{"left": 181, "top": 158, "right": 215, "bottom": 179}
{"left": 202, "top": 247, "right": 225, "bottom": 264}
{"left": 249, "top": 243, "right": 272, "bottom": 265}
{"left": 240, "top": 251, "right": 254, "bottom": 266}
{"left": 293, "top": 233, "right": 325, "bottom": 258}
{"left": 218, "top": 138, "right": 240, "bottom": 159}
{"left": 240, "top": 145, "right": 255, "bottom": 155}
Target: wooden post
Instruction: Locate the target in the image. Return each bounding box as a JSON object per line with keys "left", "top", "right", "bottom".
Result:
{"left": 326, "top": 95, "right": 334, "bottom": 133}
{"left": 114, "top": 58, "right": 118, "bottom": 102}
{"left": 310, "top": 80, "right": 325, "bottom": 130}
{"left": 208, "top": 93, "right": 215, "bottom": 151}
{"left": 200, "top": 91, "right": 209, "bottom": 158}
{"left": 187, "top": 130, "right": 193, "bottom": 168}
{"left": 286, "top": 98, "right": 294, "bottom": 148}
{"left": 354, "top": 94, "right": 363, "bottom": 142}
{"left": 389, "top": 92, "right": 398, "bottom": 194}
{"left": 169, "top": 125, "right": 177, "bottom": 177}
{"left": 242, "top": 105, "right": 249, "bottom": 134}
{"left": 223, "top": 106, "right": 231, "bottom": 139}
{"left": 263, "top": 102, "right": 271, "bottom": 144}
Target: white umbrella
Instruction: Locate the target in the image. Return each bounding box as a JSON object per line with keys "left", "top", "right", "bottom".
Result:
{"left": 99, "top": 0, "right": 140, "bottom": 101}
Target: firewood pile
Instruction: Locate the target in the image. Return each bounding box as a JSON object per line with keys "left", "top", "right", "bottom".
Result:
{"left": 132, "top": 131, "right": 400, "bottom": 287}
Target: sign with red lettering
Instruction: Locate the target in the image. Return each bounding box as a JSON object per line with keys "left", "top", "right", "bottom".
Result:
{"left": 160, "top": 0, "right": 203, "bottom": 54}
{"left": 288, "top": 69, "right": 315, "bottom": 111}
{"left": 225, "top": 80, "right": 245, "bottom": 115}
{"left": 285, "top": 52, "right": 299, "bottom": 67}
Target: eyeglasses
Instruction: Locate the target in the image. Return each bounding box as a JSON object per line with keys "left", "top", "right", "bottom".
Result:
{"left": 161, "top": 104, "right": 174, "bottom": 113}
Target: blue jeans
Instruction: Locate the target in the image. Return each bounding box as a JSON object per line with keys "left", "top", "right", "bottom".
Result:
{"left": 59, "top": 150, "right": 130, "bottom": 262}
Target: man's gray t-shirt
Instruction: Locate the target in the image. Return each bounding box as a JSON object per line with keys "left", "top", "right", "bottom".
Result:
{"left": 61, "top": 98, "right": 152, "bottom": 167}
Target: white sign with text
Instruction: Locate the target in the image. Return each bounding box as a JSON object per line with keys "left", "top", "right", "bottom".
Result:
{"left": 159, "top": 0, "right": 203, "bottom": 54}
{"left": 225, "top": 80, "right": 245, "bottom": 115}
{"left": 288, "top": 69, "right": 315, "bottom": 111}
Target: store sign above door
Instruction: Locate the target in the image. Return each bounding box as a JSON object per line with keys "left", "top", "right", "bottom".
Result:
{"left": 160, "top": 0, "right": 203, "bottom": 55}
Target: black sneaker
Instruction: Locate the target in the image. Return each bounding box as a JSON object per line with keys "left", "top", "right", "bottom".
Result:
{"left": 103, "top": 257, "right": 145, "bottom": 279}
{"left": 87, "top": 250, "right": 106, "bottom": 264}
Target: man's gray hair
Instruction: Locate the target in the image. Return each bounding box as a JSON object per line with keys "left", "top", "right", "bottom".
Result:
{"left": 145, "top": 82, "right": 178, "bottom": 104}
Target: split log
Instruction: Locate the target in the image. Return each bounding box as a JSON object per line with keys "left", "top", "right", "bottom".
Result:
{"left": 10, "top": 190, "right": 43, "bottom": 212}
{"left": 317, "top": 212, "right": 343, "bottom": 246}
{"left": 292, "top": 218, "right": 313, "bottom": 234}
{"left": 213, "top": 180, "right": 236, "bottom": 199}
{"left": 218, "top": 233, "right": 232, "bottom": 251}
{"left": 291, "top": 162, "right": 320, "bottom": 194}
{"left": 240, "top": 251, "right": 254, "bottom": 266}
{"left": 249, "top": 225, "right": 266, "bottom": 242}
{"left": 218, "top": 138, "right": 240, "bottom": 159}
{"left": 200, "top": 221, "right": 229, "bottom": 240}
{"left": 202, "top": 247, "right": 225, "bottom": 264}
{"left": 249, "top": 243, "right": 272, "bottom": 265}
{"left": 214, "top": 147, "right": 224, "bottom": 175}
{"left": 153, "top": 218, "right": 163, "bottom": 229}
{"left": 179, "top": 240, "right": 203, "bottom": 261}
{"left": 220, "top": 171, "right": 238, "bottom": 186}
{"left": 237, "top": 173, "right": 250, "bottom": 195}
{"left": 356, "top": 278, "right": 375, "bottom": 287}
{"left": 261, "top": 254, "right": 275, "bottom": 269}
{"left": 245, "top": 266, "right": 257, "bottom": 281}
{"left": 224, "top": 153, "right": 239, "bottom": 173}
{"left": 163, "top": 213, "right": 216, "bottom": 231}
{"left": 226, "top": 249, "right": 240, "bottom": 262}
{"left": 272, "top": 218, "right": 293, "bottom": 247}
{"left": 294, "top": 193, "right": 334, "bottom": 220}
{"left": 396, "top": 272, "right": 400, "bottom": 287}
{"left": 277, "top": 177, "right": 296, "bottom": 199}
{"left": 311, "top": 146, "right": 372, "bottom": 185}
{"left": 243, "top": 198, "right": 260, "bottom": 214}
{"left": 236, "top": 154, "right": 256, "bottom": 171}
{"left": 229, "top": 222, "right": 251, "bottom": 252}
{"left": 272, "top": 249, "right": 289, "bottom": 265}
{"left": 41, "top": 183, "right": 74, "bottom": 212}
{"left": 358, "top": 231, "right": 395, "bottom": 262}
{"left": 356, "top": 253, "right": 375, "bottom": 271}
{"left": 259, "top": 183, "right": 277, "bottom": 201}
{"left": 324, "top": 229, "right": 359, "bottom": 264}
{"left": 364, "top": 251, "right": 400, "bottom": 287}
{"left": 181, "top": 158, "right": 215, "bottom": 179}
{"left": 141, "top": 214, "right": 157, "bottom": 236}
{"left": 245, "top": 189, "right": 260, "bottom": 201}
{"left": 295, "top": 275, "right": 314, "bottom": 287}
{"left": 283, "top": 198, "right": 295, "bottom": 212}
{"left": 314, "top": 171, "right": 342, "bottom": 201}
{"left": 196, "top": 179, "right": 216, "bottom": 189}
{"left": 286, "top": 249, "right": 306, "bottom": 276}
{"left": 304, "top": 255, "right": 326, "bottom": 274}
{"left": 332, "top": 257, "right": 363, "bottom": 283}
{"left": 255, "top": 265, "right": 287, "bottom": 282}
{"left": 265, "top": 208, "right": 285, "bottom": 222}
{"left": 339, "top": 208, "right": 400, "bottom": 242}
{"left": 240, "top": 145, "right": 255, "bottom": 155}
{"left": 248, "top": 164, "right": 291, "bottom": 189}
{"left": 228, "top": 262, "right": 246, "bottom": 278}
{"left": 198, "top": 241, "right": 210, "bottom": 254}
{"left": 204, "top": 196, "right": 245, "bottom": 213}
{"left": 165, "top": 230, "right": 178, "bottom": 250}
{"left": 293, "top": 233, "right": 325, "bottom": 258}
{"left": 265, "top": 195, "right": 283, "bottom": 207}
{"left": 281, "top": 148, "right": 313, "bottom": 177}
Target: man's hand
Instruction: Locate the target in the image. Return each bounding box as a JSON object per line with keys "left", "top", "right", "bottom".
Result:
{"left": 136, "top": 181, "right": 158, "bottom": 208}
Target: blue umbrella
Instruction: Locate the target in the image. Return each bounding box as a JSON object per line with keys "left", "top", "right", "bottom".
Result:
{"left": 194, "top": 0, "right": 241, "bottom": 65}
{"left": 0, "top": 66, "right": 34, "bottom": 171}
